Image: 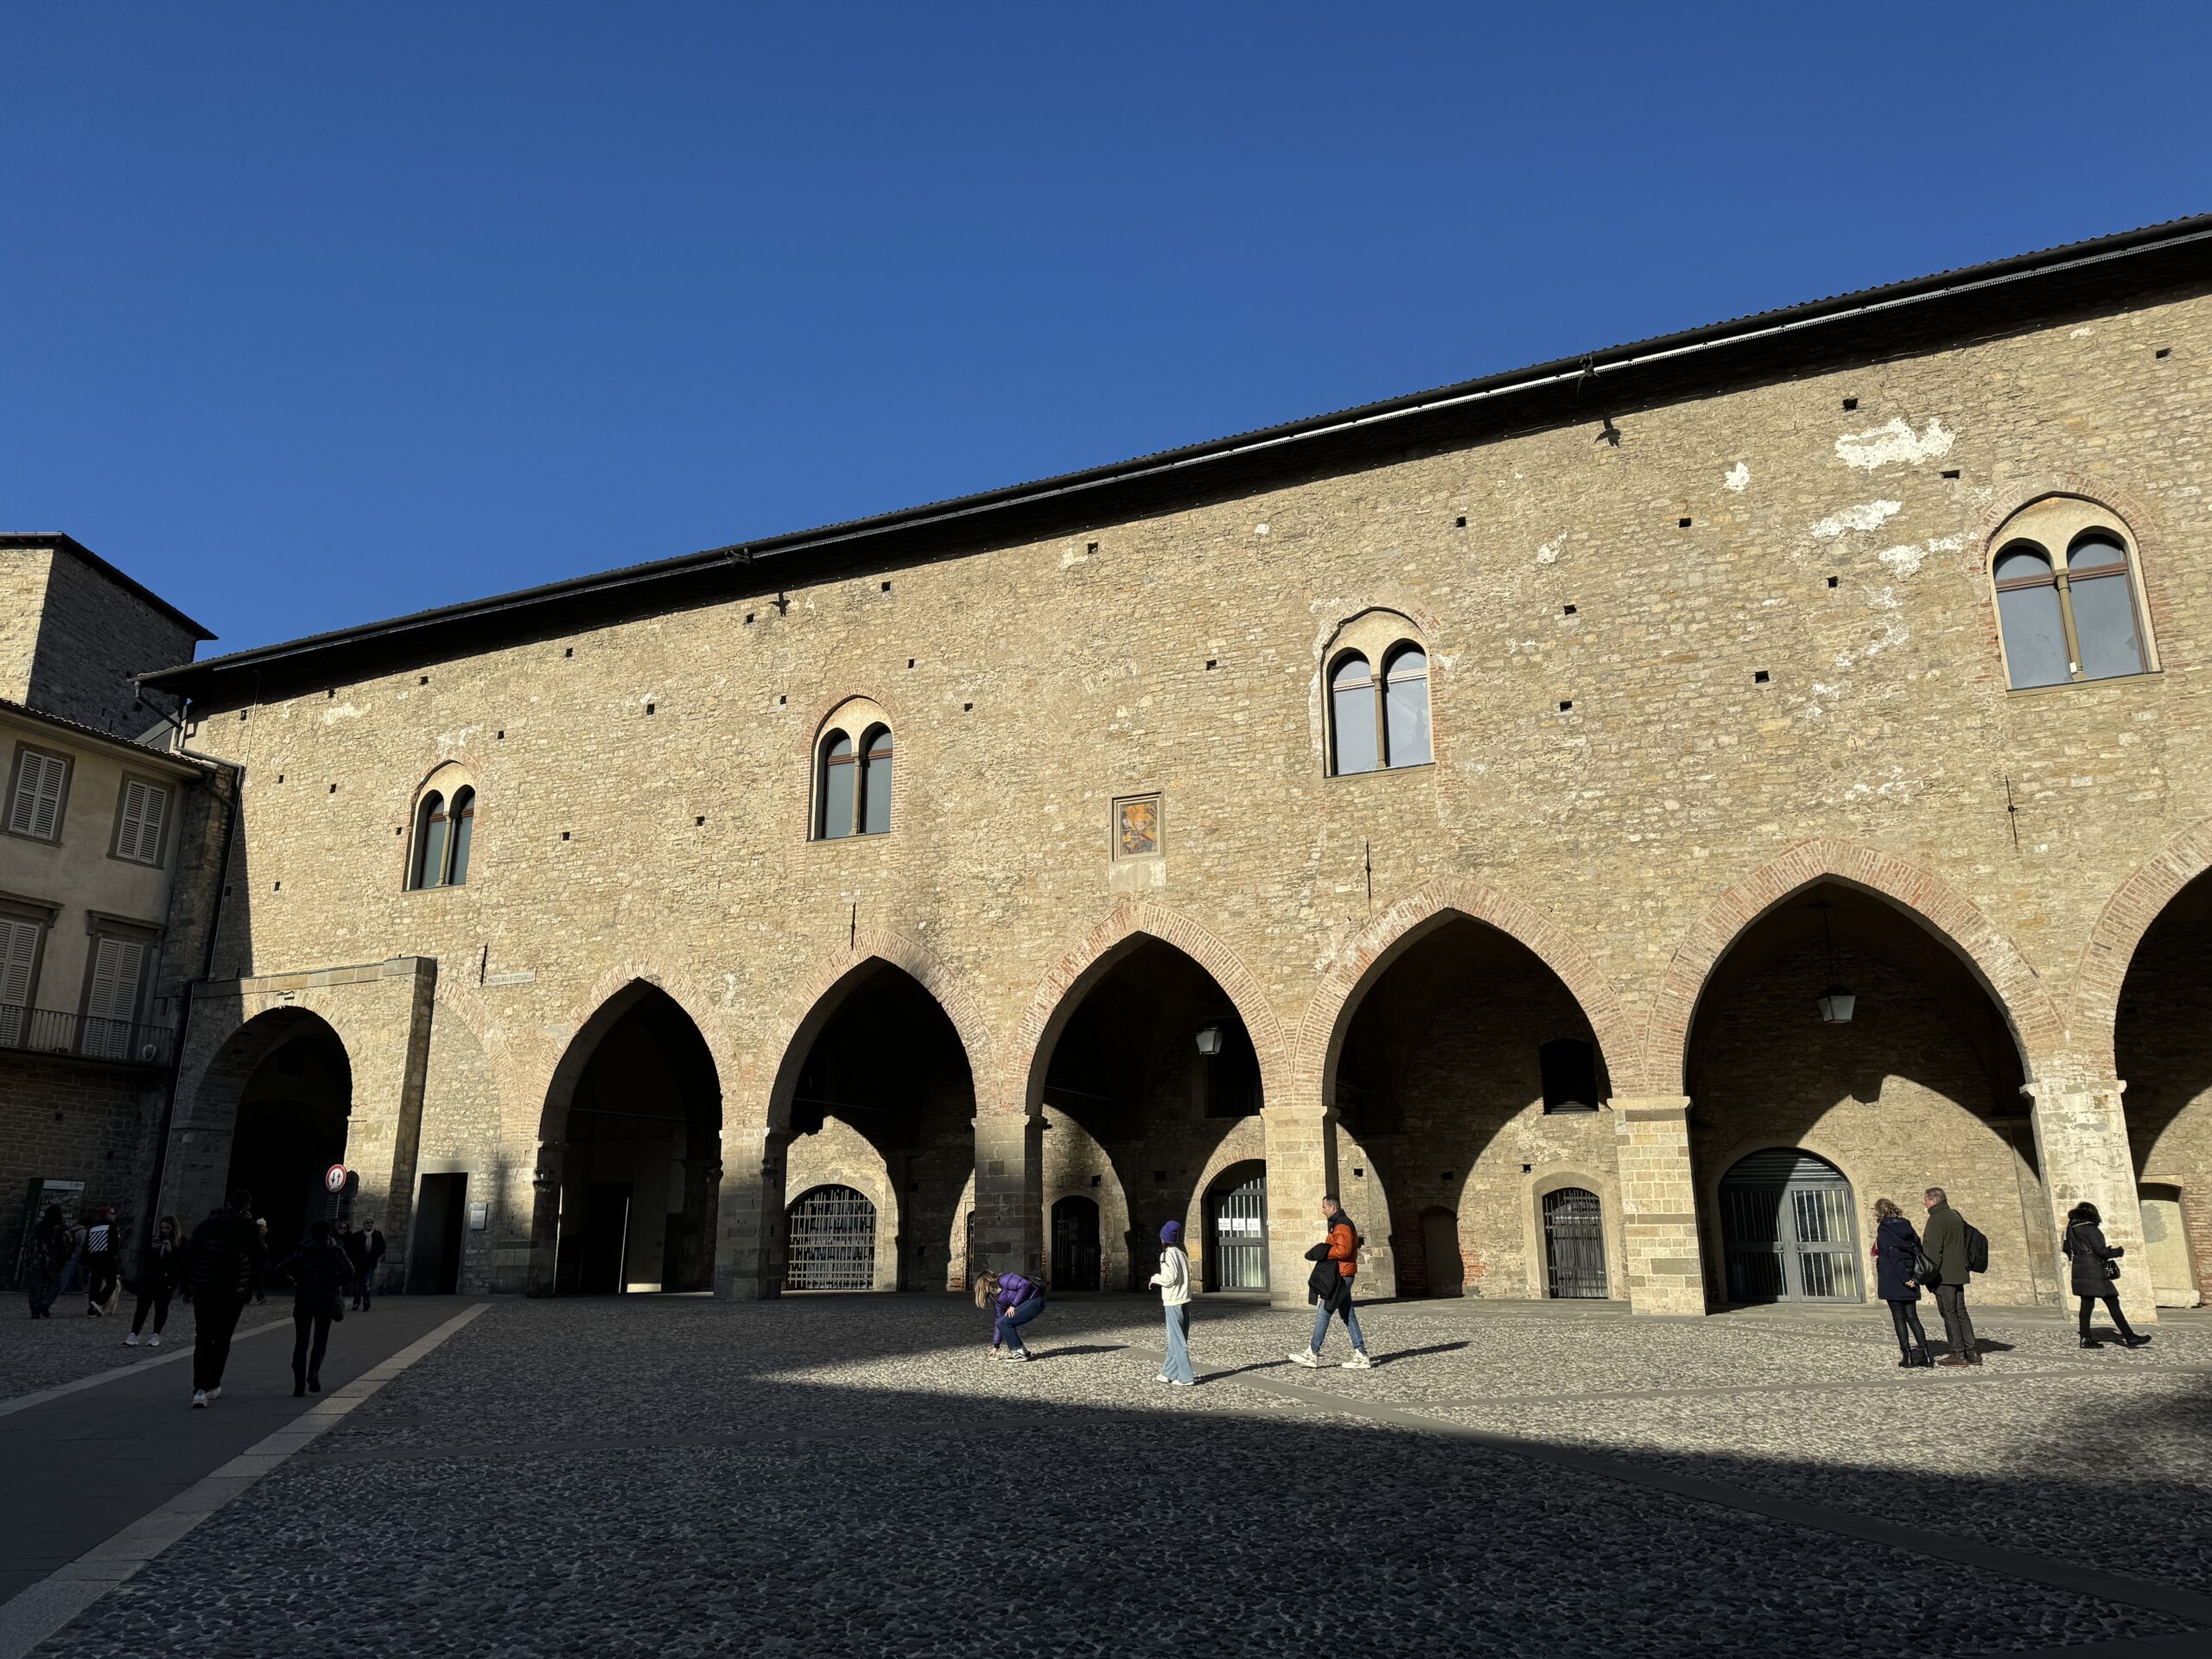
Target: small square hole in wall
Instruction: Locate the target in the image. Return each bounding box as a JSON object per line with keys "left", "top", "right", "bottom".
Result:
{"left": 1842, "top": 397, "right": 1859, "bottom": 411}
{"left": 1558, "top": 700, "right": 1573, "bottom": 712}
{"left": 1090, "top": 1174, "right": 1101, "bottom": 1187}
{"left": 906, "top": 658, "right": 915, "bottom": 669}
{"left": 645, "top": 702, "right": 656, "bottom": 715}
{"left": 1941, "top": 469, "right": 1961, "bottom": 480}
{"left": 2156, "top": 346, "right": 2172, "bottom": 359}
{"left": 276, "top": 773, "right": 284, "bottom": 784}
{"left": 418, "top": 675, "right": 429, "bottom": 686}
{"left": 696, "top": 816, "right": 706, "bottom": 827}
{"left": 1454, "top": 515, "right": 1466, "bottom": 528}
{"left": 561, "top": 831, "right": 570, "bottom": 841}
{"left": 327, "top": 783, "right": 337, "bottom": 793}
{"left": 273, "top": 880, "right": 281, "bottom": 891}
{"left": 496, "top": 730, "right": 505, "bottom": 740}
{"left": 1562, "top": 603, "right": 1577, "bottom": 616}
{"left": 1678, "top": 518, "right": 1693, "bottom": 529}
{"left": 777, "top": 695, "right": 786, "bottom": 706}
{"left": 1351, "top": 1166, "right": 1363, "bottom": 1179}
{"left": 1205, "top": 658, "right": 1217, "bottom": 671}
{"left": 880, "top": 581, "right": 892, "bottom": 593}
{"left": 239, "top": 710, "right": 249, "bottom": 721}
{"left": 1827, "top": 575, "right": 1840, "bottom": 588}
{"left": 1522, "top": 1163, "right": 1533, "bottom": 1175}
{"left": 326, "top": 689, "right": 335, "bottom": 699}
{"left": 1754, "top": 670, "right": 1770, "bottom": 683}
{"left": 1087, "top": 541, "right": 1099, "bottom": 555}
{"left": 963, "top": 701, "right": 973, "bottom": 712}
{"left": 563, "top": 647, "right": 574, "bottom": 658}
{"left": 395, "top": 827, "right": 403, "bottom": 836}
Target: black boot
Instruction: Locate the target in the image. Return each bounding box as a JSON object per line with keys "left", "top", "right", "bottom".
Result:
{"left": 308, "top": 1374, "right": 321, "bottom": 1393}
{"left": 2080, "top": 1337, "right": 2104, "bottom": 1349}
{"left": 292, "top": 1378, "right": 307, "bottom": 1397}
{"left": 2122, "top": 1332, "right": 2152, "bottom": 1349}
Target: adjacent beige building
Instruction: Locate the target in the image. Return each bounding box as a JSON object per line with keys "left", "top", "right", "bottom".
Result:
{"left": 134, "top": 219, "right": 2212, "bottom": 1315}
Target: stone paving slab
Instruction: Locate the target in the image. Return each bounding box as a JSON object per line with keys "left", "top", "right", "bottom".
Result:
{"left": 27, "top": 1294, "right": 2212, "bottom": 1656}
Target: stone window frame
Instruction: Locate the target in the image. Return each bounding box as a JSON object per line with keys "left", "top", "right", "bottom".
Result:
{"left": 1522, "top": 1164, "right": 1625, "bottom": 1303}
{"left": 106, "top": 770, "right": 176, "bottom": 870}
{"left": 404, "top": 763, "right": 481, "bottom": 893}
{"left": 1982, "top": 492, "right": 2161, "bottom": 693}
{"left": 0, "top": 888, "right": 60, "bottom": 1025}
{"left": 809, "top": 696, "right": 897, "bottom": 842}
{"left": 74, "top": 908, "right": 163, "bottom": 1059}
{"left": 1320, "top": 607, "right": 1436, "bottom": 779}
{"left": 4, "top": 740, "right": 73, "bottom": 846}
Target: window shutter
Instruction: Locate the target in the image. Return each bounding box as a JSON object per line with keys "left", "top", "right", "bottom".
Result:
{"left": 81, "top": 937, "right": 146, "bottom": 1059}
{"left": 0, "top": 918, "right": 37, "bottom": 1044}
{"left": 8, "top": 752, "right": 67, "bottom": 840}
{"left": 117, "top": 779, "right": 168, "bottom": 863}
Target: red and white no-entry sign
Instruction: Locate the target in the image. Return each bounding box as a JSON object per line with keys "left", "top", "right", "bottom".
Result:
{"left": 323, "top": 1164, "right": 349, "bottom": 1194}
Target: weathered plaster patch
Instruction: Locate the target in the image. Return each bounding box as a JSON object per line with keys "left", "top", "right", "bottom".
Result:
{"left": 1835, "top": 417, "right": 1955, "bottom": 470}
{"left": 1724, "top": 462, "right": 1750, "bottom": 493}
{"left": 1535, "top": 537, "right": 1562, "bottom": 565}
{"left": 1876, "top": 544, "right": 1926, "bottom": 579}
{"left": 1810, "top": 499, "right": 1902, "bottom": 541}
{"left": 321, "top": 702, "right": 366, "bottom": 725}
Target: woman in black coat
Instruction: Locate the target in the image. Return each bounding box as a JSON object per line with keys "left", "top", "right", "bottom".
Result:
{"left": 2063, "top": 1202, "right": 2151, "bottom": 1351}
{"left": 273, "top": 1220, "right": 354, "bottom": 1396}
{"left": 1869, "top": 1198, "right": 1932, "bottom": 1368}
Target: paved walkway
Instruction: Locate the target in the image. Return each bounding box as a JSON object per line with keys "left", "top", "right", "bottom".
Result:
{"left": 6, "top": 1294, "right": 2207, "bottom": 1656}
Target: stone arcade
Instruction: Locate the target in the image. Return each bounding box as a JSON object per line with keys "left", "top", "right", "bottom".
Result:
{"left": 131, "top": 219, "right": 2212, "bottom": 1316}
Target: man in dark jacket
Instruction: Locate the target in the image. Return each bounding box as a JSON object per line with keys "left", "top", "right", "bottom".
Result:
{"left": 1922, "top": 1187, "right": 1980, "bottom": 1368}
{"left": 356, "top": 1220, "right": 387, "bottom": 1311}
{"left": 185, "top": 1189, "right": 269, "bottom": 1407}
{"left": 81, "top": 1205, "right": 122, "bottom": 1317}
{"left": 275, "top": 1220, "right": 353, "bottom": 1396}
{"left": 1288, "top": 1197, "right": 1370, "bottom": 1370}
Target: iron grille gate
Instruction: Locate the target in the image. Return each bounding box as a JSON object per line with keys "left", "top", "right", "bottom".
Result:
{"left": 1211, "top": 1172, "right": 1268, "bottom": 1290}
{"left": 785, "top": 1185, "right": 877, "bottom": 1292}
{"left": 1541, "top": 1187, "right": 1608, "bottom": 1299}
{"left": 1051, "top": 1198, "right": 1101, "bottom": 1292}
{"left": 1719, "top": 1148, "right": 1862, "bottom": 1303}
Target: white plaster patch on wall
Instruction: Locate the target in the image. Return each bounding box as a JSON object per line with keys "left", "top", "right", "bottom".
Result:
{"left": 1724, "top": 462, "right": 1751, "bottom": 493}
{"left": 2070, "top": 326, "right": 2096, "bottom": 338}
{"left": 1926, "top": 534, "right": 1963, "bottom": 553}
{"left": 436, "top": 724, "right": 484, "bottom": 753}
{"left": 1810, "top": 499, "right": 1903, "bottom": 541}
{"left": 1876, "top": 544, "right": 1927, "bottom": 579}
{"left": 1535, "top": 537, "right": 1562, "bottom": 565}
{"left": 321, "top": 702, "right": 366, "bottom": 725}
{"left": 1835, "top": 416, "right": 1956, "bottom": 470}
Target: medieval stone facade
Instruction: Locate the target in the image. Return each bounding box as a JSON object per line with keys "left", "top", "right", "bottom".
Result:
{"left": 137, "top": 220, "right": 2212, "bottom": 1317}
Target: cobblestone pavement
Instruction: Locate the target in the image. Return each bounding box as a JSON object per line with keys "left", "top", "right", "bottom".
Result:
{"left": 29, "top": 1294, "right": 2212, "bottom": 1657}
{"left": 1, "top": 1300, "right": 298, "bottom": 1402}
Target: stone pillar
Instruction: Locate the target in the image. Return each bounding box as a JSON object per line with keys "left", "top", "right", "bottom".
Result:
{"left": 1262, "top": 1103, "right": 1333, "bottom": 1308}
{"left": 2025, "top": 1077, "right": 2158, "bottom": 1325}
{"left": 713, "top": 1125, "right": 784, "bottom": 1300}
{"left": 1609, "top": 1096, "right": 1707, "bottom": 1316}
{"left": 524, "top": 1153, "right": 563, "bottom": 1298}
{"left": 973, "top": 1112, "right": 1042, "bottom": 1277}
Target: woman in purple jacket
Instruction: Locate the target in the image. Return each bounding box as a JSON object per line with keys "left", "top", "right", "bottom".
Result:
{"left": 974, "top": 1268, "right": 1046, "bottom": 1362}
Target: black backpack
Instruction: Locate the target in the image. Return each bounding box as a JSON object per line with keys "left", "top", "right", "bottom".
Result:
{"left": 1964, "top": 1222, "right": 1990, "bottom": 1276}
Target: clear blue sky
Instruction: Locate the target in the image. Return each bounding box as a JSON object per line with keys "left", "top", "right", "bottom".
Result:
{"left": 5, "top": 3, "right": 2208, "bottom": 660}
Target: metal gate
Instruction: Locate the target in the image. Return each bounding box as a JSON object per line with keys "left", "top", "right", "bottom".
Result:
{"left": 1719, "top": 1149, "right": 1861, "bottom": 1303}
{"left": 785, "top": 1185, "right": 876, "bottom": 1292}
{"left": 1209, "top": 1168, "right": 1268, "bottom": 1290}
{"left": 1051, "top": 1197, "right": 1101, "bottom": 1292}
{"left": 1542, "top": 1187, "right": 1608, "bottom": 1299}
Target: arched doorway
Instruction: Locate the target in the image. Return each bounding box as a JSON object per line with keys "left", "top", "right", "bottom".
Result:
{"left": 1206, "top": 1162, "right": 1268, "bottom": 1290}
{"left": 1541, "top": 1188, "right": 1607, "bottom": 1300}
{"left": 785, "top": 1185, "right": 878, "bottom": 1291}
{"left": 208, "top": 1011, "right": 352, "bottom": 1257}
{"left": 1683, "top": 880, "right": 2044, "bottom": 1308}
{"left": 1718, "top": 1149, "right": 1861, "bottom": 1303}
{"left": 540, "top": 984, "right": 722, "bottom": 1295}
{"left": 1050, "top": 1196, "right": 1101, "bottom": 1291}
{"left": 2113, "top": 868, "right": 2212, "bottom": 1306}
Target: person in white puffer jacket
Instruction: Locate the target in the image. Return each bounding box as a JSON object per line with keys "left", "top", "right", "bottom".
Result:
{"left": 1148, "top": 1219, "right": 1194, "bottom": 1387}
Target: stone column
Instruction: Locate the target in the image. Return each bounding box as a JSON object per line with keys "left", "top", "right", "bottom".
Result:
{"left": 2025, "top": 1077, "right": 2158, "bottom": 1325}
{"left": 1609, "top": 1096, "right": 1707, "bottom": 1316}
{"left": 713, "top": 1125, "right": 784, "bottom": 1300}
{"left": 1262, "top": 1103, "right": 1333, "bottom": 1308}
{"left": 972, "top": 1112, "right": 1042, "bottom": 1277}
{"left": 524, "top": 1153, "right": 563, "bottom": 1298}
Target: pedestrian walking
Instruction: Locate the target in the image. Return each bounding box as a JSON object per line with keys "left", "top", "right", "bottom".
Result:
{"left": 975, "top": 1267, "right": 1046, "bottom": 1361}
{"left": 23, "top": 1204, "right": 73, "bottom": 1319}
{"left": 251, "top": 1218, "right": 270, "bottom": 1304}
{"left": 1148, "top": 1219, "right": 1194, "bottom": 1386}
{"left": 1288, "top": 1197, "right": 1370, "bottom": 1370}
{"left": 1869, "top": 1198, "right": 1932, "bottom": 1368}
{"left": 82, "top": 1206, "right": 123, "bottom": 1317}
{"left": 183, "top": 1188, "right": 269, "bottom": 1408}
{"left": 338, "top": 1219, "right": 365, "bottom": 1306}
{"left": 2063, "top": 1202, "right": 2152, "bottom": 1351}
{"left": 273, "top": 1220, "right": 353, "bottom": 1396}
{"left": 358, "top": 1219, "right": 387, "bottom": 1309}
{"left": 125, "top": 1216, "right": 183, "bottom": 1348}
{"left": 1921, "top": 1186, "right": 1981, "bottom": 1368}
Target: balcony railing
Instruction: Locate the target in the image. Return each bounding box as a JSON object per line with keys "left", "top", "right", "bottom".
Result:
{"left": 0, "top": 1005, "right": 175, "bottom": 1067}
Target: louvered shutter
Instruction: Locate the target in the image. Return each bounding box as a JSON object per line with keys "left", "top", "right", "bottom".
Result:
{"left": 115, "top": 779, "right": 168, "bottom": 864}
{"left": 8, "top": 752, "right": 67, "bottom": 841}
{"left": 80, "top": 937, "right": 145, "bottom": 1059}
{"left": 0, "top": 917, "right": 37, "bottom": 1046}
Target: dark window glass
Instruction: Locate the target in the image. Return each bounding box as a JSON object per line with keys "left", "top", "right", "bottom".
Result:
{"left": 447, "top": 787, "right": 475, "bottom": 885}
{"left": 411, "top": 792, "right": 448, "bottom": 889}
{"left": 1330, "top": 654, "right": 1378, "bottom": 775}
{"left": 2067, "top": 537, "right": 2145, "bottom": 681}
{"left": 1992, "top": 545, "right": 2069, "bottom": 689}
{"left": 819, "top": 734, "right": 855, "bottom": 839}
{"left": 1382, "top": 645, "right": 1431, "bottom": 766}
{"left": 860, "top": 728, "right": 893, "bottom": 836}
{"left": 1539, "top": 1038, "right": 1600, "bottom": 1112}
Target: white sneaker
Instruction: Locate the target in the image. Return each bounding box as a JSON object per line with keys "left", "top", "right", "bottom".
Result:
{"left": 206, "top": 1386, "right": 221, "bottom": 1402}
{"left": 1169, "top": 1379, "right": 1193, "bottom": 1388}
{"left": 1287, "top": 1350, "right": 1321, "bottom": 1369}
{"left": 1342, "top": 1351, "right": 1373, "bottom": 1370}
{"left": 1154, "top": 1374, "right": 1173, "bottom": 1384}
{"left": 1001, "top": 1350, "right": 1031, "bottom": 1363}
{"left": 191, "top": 1390, "right": 207, "bottom": 1408}
{"left": 149, "top": 1333, "right": 161, "bottom": 1348}
{"left": 123, "top": 1332, "right": 138, "bottom": 1346}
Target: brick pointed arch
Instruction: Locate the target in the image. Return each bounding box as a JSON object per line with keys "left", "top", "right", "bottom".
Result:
{"left": 1638, "top": 837, "right": 2064, "bottom": 1094}
{"left": 1293, "top": 875, "right": 1632, "bottom": 1107}
{"left": 2072, "top": 814, "right": 2212, "bottom": 1082}
{"left": 1009, "top": 902, "right": 1287, "bottom": 1119}
{"left": 758, "top": 927, "right": 998, "bottom": 1133}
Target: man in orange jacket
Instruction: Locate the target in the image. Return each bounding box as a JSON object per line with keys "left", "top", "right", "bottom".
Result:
{"left": 1288, "top": 1196, "right": 1371, "bottom": 1370}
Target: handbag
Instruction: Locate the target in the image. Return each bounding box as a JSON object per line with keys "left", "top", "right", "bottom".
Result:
{"left": 1913, "top": 1248, "right": 1941, "bottom": 1287}
{"left": 2103, "top": 1257, "right": 2121, "bottom": 1281}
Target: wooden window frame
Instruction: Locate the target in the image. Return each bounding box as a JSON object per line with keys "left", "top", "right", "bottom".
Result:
{"left": 4, "top": 741, "right": 73, "bottom": 845}
{"left": 75, "top": 911, "right": 162, "bottom": 1058}
{"left": 106, "top": 771, "right": 176, "bottom": 869}
{"left": 0, "top": 891, "right": 58, "bottom": 1026}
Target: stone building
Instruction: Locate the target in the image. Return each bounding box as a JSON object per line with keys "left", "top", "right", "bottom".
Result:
{"left": 1, "top": 536, "right": 226, "bottom": 1280}
{"left": 137, "top": 218, "right": 2212, "bottom": 1315}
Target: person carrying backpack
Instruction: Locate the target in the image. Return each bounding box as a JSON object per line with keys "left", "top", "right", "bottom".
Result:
{"left": 1921, "top": 1186, "right": 1982, "bottom": 1367}
{"left": 274, "top": 1220, "right": 354, "bottom": 1396}
{"left": 1147, "top": 1219, "right": 1195, "bottom": 1386}
{"left": 2063, "top": 1201, "right": 2152, "bottom": 1351}
{"left": 183, "top": 1189, "right": 270, "bottom": 1408}
{"left": 1289, "top": 1197, "right": 1370, "bottom": 1370}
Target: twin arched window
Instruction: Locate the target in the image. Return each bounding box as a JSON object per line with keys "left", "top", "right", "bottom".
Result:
{"left": 1330, "top": 643, "right": 1430, "bottom": 775}
{"left": 1992, "top": 505, "right": 2151, "bottom": 690}
{"left": 817, "top": 723, "right": 893, "bottom": 838}
{"left": 408, "top": 784, "right": 475, "bottom": 889}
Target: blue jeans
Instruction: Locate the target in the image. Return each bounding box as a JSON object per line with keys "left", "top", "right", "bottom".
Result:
{"left": 1161, "top": 1303, "right": 1193, "bottom": 1383}
{"left": 1310, "top": 1287, "right": 1366, "bottom": 1355}
{"left": 995, "top": 1294, "right": 1045, "bottom": 1352}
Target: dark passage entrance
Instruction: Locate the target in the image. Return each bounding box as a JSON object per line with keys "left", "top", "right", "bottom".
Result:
{"left": 409, "top": 1173, "right": 467, "bottom": 1294}
{"left": 569, "top": 1183, "right": 633, "bottom": 1295}
{"left": 1051, "top": 1196, "right": 1101, "bottom": 1292}
{"left": 222, "top": 1021, "right": 352, "bottom": 1259}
